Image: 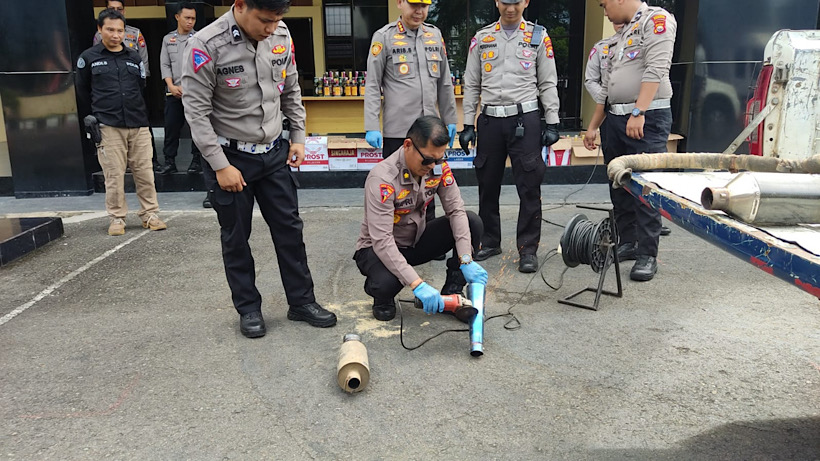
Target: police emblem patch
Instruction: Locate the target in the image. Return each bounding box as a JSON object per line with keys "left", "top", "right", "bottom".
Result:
{"left": 192, "top": 48, "right": 211, "bottom": 73}
{"left": 652, "top": 14, "right": 667, "bottom": 34}
{"left": 588, "top": 48, "right": 597, "bottom": 60}
{"left": 397, "top": 189, "right": 410, "bottom": 200}
{"left": 399, "top": 63, "right": 410, "bottom": 75}
{"left": 272, "top": 44, "right": 286, "bottom": 54}
{"left": 76, "top": 57, "right": 85, "bottom": 68}
{"left": 626, "top": 50, "right": 640, "bottom": 60}
{"left": 425, "top": 178, "right": 440, "bottom": 188}
{"left": 432, "top": 63, "right": 438, "bottom": 73}
{"left": 399, "top": 55, "right": 407, "bottom": 63}
{"left": 393, "top": 34, "right": 405, "bottom": 39}
{"left": 371, "top": 42, "right": 383, "bottom": 56}
{"left": 225, "top": 77, "right": 240, "bottom": 88}
{"left": 484, "top": 63, "right": 492, "bottom": 72}
{"left": 380, "top": 184, "right": 395, "bottom": 203}
{"left": 469, "top": 37, "right": 477, "bottom": 52}
{"left": 393, "top": 41, "right": 408, "bottom": 46}
{"left": 277, "top": 82, "right": 285, "bottom": 93}
{"left": 424, "top": 32, "right": 434, "bottom": 38}
{"left": 522, "top": 49, "right": 534, "bottom": 58}
{"left": 425, "top": 39, "right": 437, "bottom": 45}
{"left": 482, "top": 36, "right": 495, "bottom": 43}
{"left": 169, "top": 37, "right": 176, "bottom": 44}
{"left": 520, "top": 61, "right": 533, "bottom": 70}
{"left": 138, "top": 35, "right": 146, "bottom": 48}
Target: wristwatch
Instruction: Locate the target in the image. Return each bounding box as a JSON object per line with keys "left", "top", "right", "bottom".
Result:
{"left": 631, "top": 107, "right": 646, "bottom": 117}
{"left": 460, "top": 254, "right": 473, "bottom": 265}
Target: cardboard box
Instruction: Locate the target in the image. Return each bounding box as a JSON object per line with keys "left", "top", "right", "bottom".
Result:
{"left": 667, "top": 134, "right": 683, "bottom": 153}
{"left": 446, "top": 148, "right": 475, "bottom": 169}
{"left": 301, "top": 136, "right": 329, "bottom": 171}
{"left": 327, "top": 137, "right": 359, "bottom": 171}
{"left": 356, "top": 140, "right": 383, "bottom": 170}
{"left": 543, "top": 138, "right": 572, "bottom": 166}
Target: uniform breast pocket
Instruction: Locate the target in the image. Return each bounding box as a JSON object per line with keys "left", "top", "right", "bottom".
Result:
{"left": 392, "top": 53, "right": 416, "bottom": 78}
{"left": 514, "top": 48, "right": 537, "bottom": 74}
{"left": 425, "top": 51, "right": 442, "bottom": 78}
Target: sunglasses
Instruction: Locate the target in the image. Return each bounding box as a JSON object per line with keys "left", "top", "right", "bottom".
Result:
{"left": 411, "top": 141, "right": 448, "bottom": 166}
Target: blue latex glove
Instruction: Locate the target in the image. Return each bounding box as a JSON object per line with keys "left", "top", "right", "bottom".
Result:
{"left": 460, "top": 261, "right": 488, "bottom": 285}
{"left": 413, "top": 282, "right": 444, "bottom": 314}
{"left": 447, "top": 124, "right": 457, "bottom": 148}
{"left": 365, "top": 130, "right": 383, "bottom": 149}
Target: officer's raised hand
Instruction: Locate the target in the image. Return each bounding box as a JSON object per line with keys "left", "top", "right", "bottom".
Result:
{"left": 413, "top": 281, "right": 444, "bottom": 314}
{"left": 216, "top": 165, "right": 247, "bottom": 193}
{"left": 365, "top": 130, "right": 383, "bottom": 149}
{"left": 447, "top": 124, "right": 457, "bottom": 148}
{"left": 460, "top": 261, "right": 488, "bottom": 285}
{"left": 459, "top": 125, "right": 476, "bottom": 156}
{"left": 288, "top": 142, "right": 305, "bottom": 168}
{"left": 542, "top": 120, "right": 560, "bottom": 147}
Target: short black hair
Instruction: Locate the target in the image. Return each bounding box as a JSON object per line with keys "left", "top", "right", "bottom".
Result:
{"left": 245, "top": 0, "right": 291, "bottom": 15}
{"left": 407, "top": 116, "right": 450, "bottom": 149}
{"left": 178, "top": 2, "right": 196, "bottom": 13}
{"left": 106, "top": 0, "right": 124, "bottom": 7}
{"left": 98, "top": 8, "right": 125, "bottom": 28}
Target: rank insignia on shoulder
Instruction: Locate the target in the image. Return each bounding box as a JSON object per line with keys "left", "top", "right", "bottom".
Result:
{"left": 380, "top": 184, "right": 395, "bottom": 203}
{"left": 371, "top": 42, "right": 383, "bottom": 56}
{"left": 397, "top": 21, "right": 406, "bottom": 33}
{"left": 652, "top": 14, "right": 667, "bottom": 34}
{"left": 192, "top": 48, "right": 211, "bottom": 72}
{"left": 231, "top": 25, "right": 242, "bottom": 40}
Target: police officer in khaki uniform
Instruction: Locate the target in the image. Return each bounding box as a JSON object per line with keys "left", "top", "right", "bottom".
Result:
{"left": 355, "top": 116, "right": 487, "bottom": 321}
{"left": 157, "top": 2, "right": 201, "bottom": 176}
{"left": 459, "top": 0, "right": 560, "bottom": 274}
{"left": 583, "top": 0, "right": 677, "bottom": 282}
{"left": 182, "top": 0, "right": 336, "bottom": 338}
{"left": 584, "top": 24, "right": 623, "bottom": 104}
{"left": 365, "top": 0, "right": 457, "bottom": 225}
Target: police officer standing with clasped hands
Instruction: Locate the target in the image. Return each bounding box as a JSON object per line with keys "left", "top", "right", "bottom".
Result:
{"left": 459, "top": 0, "right": 560, "bottom": 274}
{"left": 583, "top": 0, "right": 677, "bottom": 282}
{"left": 365, "top": 0, "right": 458, "bottom": 226}
{"left": 157, "top": 2, "right": 202, "bottom": 176}
{"left": 182, "top": 0, "right": 337, "bottom": 338}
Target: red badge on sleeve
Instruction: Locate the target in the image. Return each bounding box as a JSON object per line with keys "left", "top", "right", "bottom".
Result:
{"left": 379, "top": 184, "right": 395, "bottom": 203}
{"left": 588, "top": 47, "right": 597, "bottom": 61}
{"left": 652, "top": 14, "right": 667, "bottom": 34}
{"left": 469, "top": 37, "right": 477, "bottom": 52}
{"left": 192, "top": 48, "right": 211, "bottom": 73}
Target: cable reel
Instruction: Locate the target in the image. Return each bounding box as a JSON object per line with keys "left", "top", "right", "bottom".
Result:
{"left": 557, "top": 206, "right": 623, "bottom": 311}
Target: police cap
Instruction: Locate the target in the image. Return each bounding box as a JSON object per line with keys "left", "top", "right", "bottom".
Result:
{"left": 405, "top": 0, "right": 432, "bottom": 4}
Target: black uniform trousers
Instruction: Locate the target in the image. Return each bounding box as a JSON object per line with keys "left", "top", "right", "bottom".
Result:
{"left": 474, "top": 110, "right": 544, "bottom": 256}
{"left": 163, "top": 95, "right": 200, "bottom": 163}
{"left": 202, "top": 140, "right": 315, "bottom": 315}
{"left": 383, "top": 137, "right": 436, "bottom": 221}
{"left": 603, "top": 107, "right": 672, "bottom": 257}
{"left": 353, "top": 211, "right": 483, "bottom": 301}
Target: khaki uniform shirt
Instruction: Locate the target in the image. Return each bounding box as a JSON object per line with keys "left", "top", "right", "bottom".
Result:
{"left": 160, "top": 29, "right": 195, "bottom": 89}
{"left": 463, "top": 20, "right": 559, "bottom": 124}
{"left": 596, "top": 3, "right": 677, "bottom": 105}
{"left": 584, "top": 36, "right": 615, "bottom": 102}
{"left": 365, "top": 19, "right": 457, "bottom": 138}
{"left": 94, "top": 25, "right": 150, "bottom": 77}
{"left": 356, "top": 148, "right": 472, "bottom": 286}
{"left": 181, "top": 9, "right": 306, "bottom": 171}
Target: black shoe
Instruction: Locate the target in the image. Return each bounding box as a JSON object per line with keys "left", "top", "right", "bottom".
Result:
{"left": 157, "top": 163, "right": 177, "bottom": 175}
{"left": 287, "top": 302, "right": 337, "bottom": 327}
{"left": 660, "top": 225, "right": 671, "bottom": 236}
{"left": 372, "top": 298, "right": 396, "bottom": 321}
{"left": 202, "top": 195, "right": 212, "bottom": 209}
{"left": 474, "top": 246, "right": 502, "bottom": 261}
{"left": 153, "top": 159, "right": 161, "bottom": 172}
{"left": 441, "top": 269, "right": 466, "bottom": 296}
{"left": 239, "top": 311, "right": 266, "bottom": 338}
{"left": 630, "top": 255, "right": 658, "bottom": 281}
{"left": 518, "top": 254, "right": 538, "bottom": 273}
{"left": 187, "top": 160, "right": 202, "bottom": 174}
{"left": 617, "top": 242, "right": 637, "bottom": 261}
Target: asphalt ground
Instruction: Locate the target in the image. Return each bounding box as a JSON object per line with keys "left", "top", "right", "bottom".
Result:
{"left": 1, "top": 185, "right": 818, "bottom": 459}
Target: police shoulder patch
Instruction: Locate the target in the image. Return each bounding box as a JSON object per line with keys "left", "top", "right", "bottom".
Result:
{"left": 371, "top": 42, "right": 383, "bottom": 56}
{"left": 192, "top": 48, "right": 212, "bottom": 73}
{"left": 77, "top": 57, "right": 85, "bottom": 69}
{"left": 379, "top": 184, "right": 395, "bottom": 203}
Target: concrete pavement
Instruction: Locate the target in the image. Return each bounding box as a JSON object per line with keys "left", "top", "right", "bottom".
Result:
{"left": 1, "top": 185, "right": 818, "bottom": 459}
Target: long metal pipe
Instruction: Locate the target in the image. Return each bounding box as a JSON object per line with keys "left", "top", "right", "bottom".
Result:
{"left": 607, "top": 153, "right": 820, "bottom": 188}
{"left": 467, "top": 282, "right": 485, "bottom": 357}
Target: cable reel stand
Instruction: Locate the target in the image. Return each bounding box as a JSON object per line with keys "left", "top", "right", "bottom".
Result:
{"left": 557, "top": 205, "right": 623, "bottom": 311}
